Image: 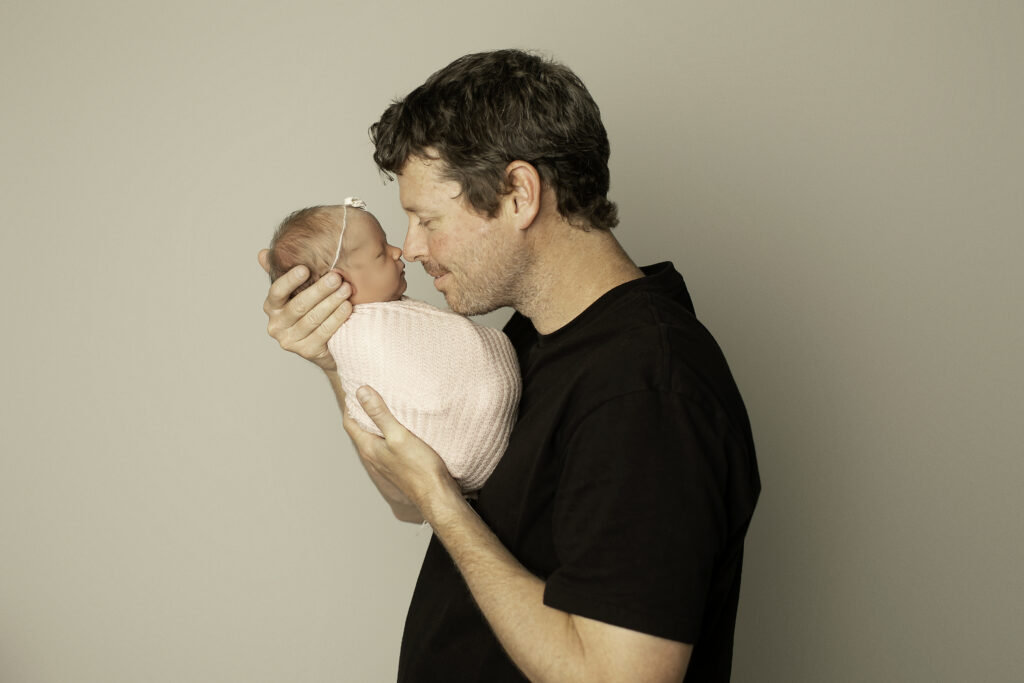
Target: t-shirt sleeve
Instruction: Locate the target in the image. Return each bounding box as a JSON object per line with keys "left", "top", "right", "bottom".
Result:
{"left": 543, "top": 390, "right": 729, "bottom": 643}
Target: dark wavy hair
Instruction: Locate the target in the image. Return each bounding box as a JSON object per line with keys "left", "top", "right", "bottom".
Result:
{"left": 370, "top": 49, "right": 618, "bottom": 231}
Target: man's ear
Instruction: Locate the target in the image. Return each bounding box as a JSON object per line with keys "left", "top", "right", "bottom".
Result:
{"left": 503, "top": 160, "right": 542, "bottom": 230}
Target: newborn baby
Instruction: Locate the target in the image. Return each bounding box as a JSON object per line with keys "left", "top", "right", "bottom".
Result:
{"left": 266, "top": 198, "right": 521, "bottom": 492}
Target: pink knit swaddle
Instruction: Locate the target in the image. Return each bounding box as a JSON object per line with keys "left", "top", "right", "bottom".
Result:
{"left": 327, "top": 298, "right": 521, "bottom": 492}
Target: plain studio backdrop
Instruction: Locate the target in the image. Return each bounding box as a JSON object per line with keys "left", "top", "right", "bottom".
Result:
{"left": 2, "top": 1, "right": 1021, "bottom": 681}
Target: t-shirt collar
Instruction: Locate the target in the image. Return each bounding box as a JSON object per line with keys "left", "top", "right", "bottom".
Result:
{"left": 535, "top": 261, "right": 686, "bottom": 347}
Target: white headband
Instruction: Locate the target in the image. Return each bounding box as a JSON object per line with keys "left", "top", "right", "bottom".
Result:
{"left": 329, "top": 196, "right": 367, "bottom": 271}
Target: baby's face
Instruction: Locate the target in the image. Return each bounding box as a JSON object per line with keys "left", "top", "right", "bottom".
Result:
{"left": 337, "top": 210, "right": 407, "bottom": 305}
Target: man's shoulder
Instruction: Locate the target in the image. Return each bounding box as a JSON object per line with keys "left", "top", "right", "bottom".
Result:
{"left": 569, "top": 261, "right": 702, "bottom": 348}
{"left": 550, "top": 271, "right": 745, "bottom": 423}
{"left": 569, "top": 274, "right": 713, "bottom": 371}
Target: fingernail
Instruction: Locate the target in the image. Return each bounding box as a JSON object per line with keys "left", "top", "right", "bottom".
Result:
{"left": 339, "top": 282, "right": 351, "bottom": 296}
{"left": 356, "top": 387, "right": 371, "bottom": 403}
{"left": 325, "top": 273, "right": 341, "bottom": 287}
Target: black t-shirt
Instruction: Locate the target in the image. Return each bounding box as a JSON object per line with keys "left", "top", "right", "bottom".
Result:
{"left": 397, "top": 263, "right": 760, "bottom": 682}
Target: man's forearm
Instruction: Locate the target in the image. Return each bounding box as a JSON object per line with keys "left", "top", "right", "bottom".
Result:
{"left": 424, "top": 492, "right": 589, "bottom": 682}
{"left": 422, "top": 491, "right": 689, "bottom": 683}
{"left": 324, "top": 371, "right": 423, "bottom": 523}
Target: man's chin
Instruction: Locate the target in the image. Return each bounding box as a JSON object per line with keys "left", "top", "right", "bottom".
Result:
{"left": 442, "top": 291, "right": 469, "bottom": 315}
{"left": 444, "top": 293, "right": 499, "bottom": 317}
{"left": 442, "top": 294, "right": 463, "bottom": 314}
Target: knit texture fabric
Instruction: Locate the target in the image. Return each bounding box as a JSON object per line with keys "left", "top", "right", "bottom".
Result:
{"left": 327, "top": 298, "right": 521, "bottom": 492}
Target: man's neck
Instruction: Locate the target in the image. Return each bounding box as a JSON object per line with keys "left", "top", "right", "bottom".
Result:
{"left": 515, "top": 221, "right": 644, "bottom": 335}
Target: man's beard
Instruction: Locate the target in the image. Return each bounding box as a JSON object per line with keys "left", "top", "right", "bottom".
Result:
{"left": 423, "top": 253, "right": 530, "bottom": 317}
{"left": 445, "top": 276, "right": 506, "bottom": 316}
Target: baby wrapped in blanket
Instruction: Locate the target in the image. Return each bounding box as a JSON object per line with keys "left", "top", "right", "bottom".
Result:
{"left": 266, "top": 198, "right": 521, "bottom": 492}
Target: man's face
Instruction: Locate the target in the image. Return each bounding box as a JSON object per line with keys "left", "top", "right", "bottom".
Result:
{"left": 397, "top": 156, "right": 526, "bottom": 316}
{"left": 337, "top": 210, "right": 407, "bottom": 305}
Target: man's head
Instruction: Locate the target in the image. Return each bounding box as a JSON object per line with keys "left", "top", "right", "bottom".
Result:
{"left": 267, "top": 204, "right": 406, "bottom": 305}
{"left": 369, "top": 50, "right": 617, "bottom": 316}
{"left": 370, "top": 49, "right": 618, "bottom": 232}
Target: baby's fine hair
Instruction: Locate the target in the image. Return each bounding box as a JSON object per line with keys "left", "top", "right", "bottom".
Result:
{"left": 267, "top": 205, "right": 345, "bottom": 297}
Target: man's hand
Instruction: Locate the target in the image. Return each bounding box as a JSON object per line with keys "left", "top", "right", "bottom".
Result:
{"left": 343, "top": 385, "right": 462, "bottom": 518}
{"left": 258, "top": 249, "right": 352, "bottom": 372}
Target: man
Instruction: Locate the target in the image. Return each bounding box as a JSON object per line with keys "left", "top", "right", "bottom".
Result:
{"left": 259, "top": 49, "right": 760, "bottom": 682}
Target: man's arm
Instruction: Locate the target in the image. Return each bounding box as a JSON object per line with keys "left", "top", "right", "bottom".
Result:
{"left": 348, "top": 386, "right": 692, "bottom": 683}
{"left": 258, "top": 250, "right": 421, "bottom": 522}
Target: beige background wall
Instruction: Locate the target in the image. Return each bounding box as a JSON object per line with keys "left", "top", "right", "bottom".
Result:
{"left": 2, "top": 1, "right": 1021, "bottom": 681}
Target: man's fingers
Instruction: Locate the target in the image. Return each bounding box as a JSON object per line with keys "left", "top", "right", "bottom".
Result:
{"left": 313, "top": 296, "right": 354, "bottom": 340}
{"left": 267, "top": 270, "right": 346, "bottom": 332}
{"left": 356, "top": 386, "right": 404, "bottom": 440}
{"left": 286, "top": 271, "right": 345, "bottom": 319}
{"left": 343, "top": 409, "right": 392, "bottom": 474}
{"left": 343, "top": 409, "right": 377, "bottom": 453}
{"left": 342, "top": 409, "right": 359, "bottom": 439}
{"left": 283, "top": 281, "right": 352, "bottom": 346}
{"left": 265, "top": 265, "right": 311, "bottom": 314}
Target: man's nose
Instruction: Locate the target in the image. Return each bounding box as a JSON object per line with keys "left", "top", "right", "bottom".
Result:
{"left": 403, "top": 223, "right": 427, "bottom": 261}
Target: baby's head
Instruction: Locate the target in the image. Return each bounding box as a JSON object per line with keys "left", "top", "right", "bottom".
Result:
{"left": 267, "top": 200, "right": 407, "bottom": 305}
